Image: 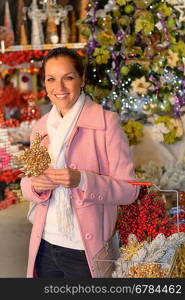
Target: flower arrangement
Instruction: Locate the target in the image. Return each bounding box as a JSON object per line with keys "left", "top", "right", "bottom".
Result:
{"left": 136, "top": 161, "right": 185, "bottom": 190}
{"left": 122, "top": 119, "right": 143, "bottom": 145}
{"left": 152, "top": 116, "right": 184, "bottom": 144}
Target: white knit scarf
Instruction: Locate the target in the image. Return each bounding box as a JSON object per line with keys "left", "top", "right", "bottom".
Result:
{"left": 46, "top": 92, "right": 85, "bottom": 240}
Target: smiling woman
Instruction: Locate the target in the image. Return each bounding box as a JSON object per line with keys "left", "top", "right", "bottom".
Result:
{"left": 20, "top": 47, "right": 139, "bottom": 279}
{"left": 44, "top": 51, "right": 85, "bottom": 116}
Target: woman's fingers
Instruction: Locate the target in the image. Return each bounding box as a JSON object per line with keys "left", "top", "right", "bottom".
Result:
{"left": 31, "top": 174, "right": 59, "bottom": 191}
{"left": 44, "top": 168, "right": 81, "bottom": 187}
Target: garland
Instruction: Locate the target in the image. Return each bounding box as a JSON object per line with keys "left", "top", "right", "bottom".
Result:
{"left": 0, "top": 49, "right": 85, "bottom": 67}
{"left": 116, "top": 187, "right": 185, "bottom": 244}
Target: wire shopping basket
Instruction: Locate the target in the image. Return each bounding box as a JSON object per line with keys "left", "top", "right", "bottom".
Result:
{"left": 94, "top": 181, "right": 184, "bottom": 278}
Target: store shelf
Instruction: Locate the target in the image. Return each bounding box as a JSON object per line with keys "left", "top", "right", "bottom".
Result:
{"left": 3, "top": 43, "right": 86, "bottom": 53}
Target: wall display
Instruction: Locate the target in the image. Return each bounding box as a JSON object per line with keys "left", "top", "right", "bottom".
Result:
{"left": 0, "top": 0, "right": 87, "bottom": 46}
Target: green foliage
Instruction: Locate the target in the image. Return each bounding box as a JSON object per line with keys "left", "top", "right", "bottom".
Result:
{"left": 123, "top": 120, "right": 143, "bottom": 145}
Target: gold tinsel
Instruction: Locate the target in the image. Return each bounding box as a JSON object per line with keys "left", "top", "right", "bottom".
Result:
{"left": 128, "top": 263, "right": 168, "bottom": 278}
{"left": 14, "top": 132, "right": 51, "bottom": 177}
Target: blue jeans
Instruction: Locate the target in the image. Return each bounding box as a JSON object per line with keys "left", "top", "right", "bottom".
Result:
{"left": 35, "top": 239, "right": 92, "bottom": 278}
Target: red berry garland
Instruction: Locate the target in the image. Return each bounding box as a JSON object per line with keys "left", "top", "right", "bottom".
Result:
{"left": 116, "top": 188, "right": 184, "bottom": 245}
{"left": 0, "top": 49, "right": 85, "bottom": 67}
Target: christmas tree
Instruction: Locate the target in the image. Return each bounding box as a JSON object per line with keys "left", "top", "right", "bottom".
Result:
{"left": 81, "top": 0, "right": 185, "bottom": 145}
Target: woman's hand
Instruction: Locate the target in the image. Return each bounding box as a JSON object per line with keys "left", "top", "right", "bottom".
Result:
{"left": 43, "top": 168, "right": 81, "bottom": 188}
{"left": 31, "top": 174, "right": 59, "bottom": 193}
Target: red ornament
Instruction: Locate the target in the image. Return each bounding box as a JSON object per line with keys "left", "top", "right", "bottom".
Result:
{"left": 21, "top": 75, "right": 30, "bottom": 83}
{"left": 20, "top": 102, "right": 41, "bottom": 122}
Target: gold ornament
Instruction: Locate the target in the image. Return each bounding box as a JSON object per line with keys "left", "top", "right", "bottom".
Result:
{"left": 128, "top": 263, "right": 168, "bottom": 278}
{"left": 14, "top": 132, "right": 51, "bottom": 177}
{"left": 120, "top": 238, "right": 144, "bottom": 261}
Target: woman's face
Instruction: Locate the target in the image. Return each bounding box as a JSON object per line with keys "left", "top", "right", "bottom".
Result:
{"left": 44, "top": 56, "right": 84, "bottom": 116}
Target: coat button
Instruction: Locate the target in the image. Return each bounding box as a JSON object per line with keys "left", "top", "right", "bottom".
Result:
{"left": 98, "top": 195, "right": 103, "bottom": 201}
{"left": 70, "top": 163, "right": 76, "bottom": 169}
{"left": 77, "top": 200, "right": 83, "bottom": 206}
{"left": 90, "top": 193, "right": 95, "bottom": 199}
{"left": 85, "top": 233, "right": 93, "bottom": 240}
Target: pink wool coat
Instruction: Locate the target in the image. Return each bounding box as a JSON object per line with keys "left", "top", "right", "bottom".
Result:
{"left": 21, "top": 96, "right": 139, "bottom": 278}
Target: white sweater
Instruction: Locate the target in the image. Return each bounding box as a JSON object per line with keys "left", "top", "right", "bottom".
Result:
{"left": 42, "top": 170, "right": 86, "bottom": 250}
{"left": 42, "top": 93, "right": 86, "bottom": 250}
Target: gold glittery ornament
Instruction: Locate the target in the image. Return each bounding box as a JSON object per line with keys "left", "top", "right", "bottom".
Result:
{"left": 129, "top": 263, "right": 168, "bottom": 278}
{"left": 120, "top": 238, "right": 144, "bottom": 261}
{"left": 14, "top": 132, "right": 51, "bottom": 177}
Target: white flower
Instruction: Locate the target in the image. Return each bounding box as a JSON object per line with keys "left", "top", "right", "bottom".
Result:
{"left": 152, "top": 123, "right": 170, "bottom": 143}
{"left": 131, "top": 76, "right": 151, "bottom": 95}
{"left": 96, "top": 9, "right": 107, "bottom": 18}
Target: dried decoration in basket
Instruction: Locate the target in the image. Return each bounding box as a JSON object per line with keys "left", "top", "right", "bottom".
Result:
{"left": 112, "top": 233, "right": 185, "bottom": 278}
{"left": 14, "top": 132, "right": 51, "bottom": 177}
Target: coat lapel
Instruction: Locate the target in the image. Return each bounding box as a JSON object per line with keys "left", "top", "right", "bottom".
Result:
{"left": 77, "top": 97, "right": 105, "bottom": 130}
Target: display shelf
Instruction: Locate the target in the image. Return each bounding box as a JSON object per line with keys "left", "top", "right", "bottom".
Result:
{"left": 2, "top": 43, "right": 86, "bottom": 53}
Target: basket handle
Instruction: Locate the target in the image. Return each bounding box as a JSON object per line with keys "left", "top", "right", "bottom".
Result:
{"left": 127, "top": 181, "right": 153, "bottom": 187}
